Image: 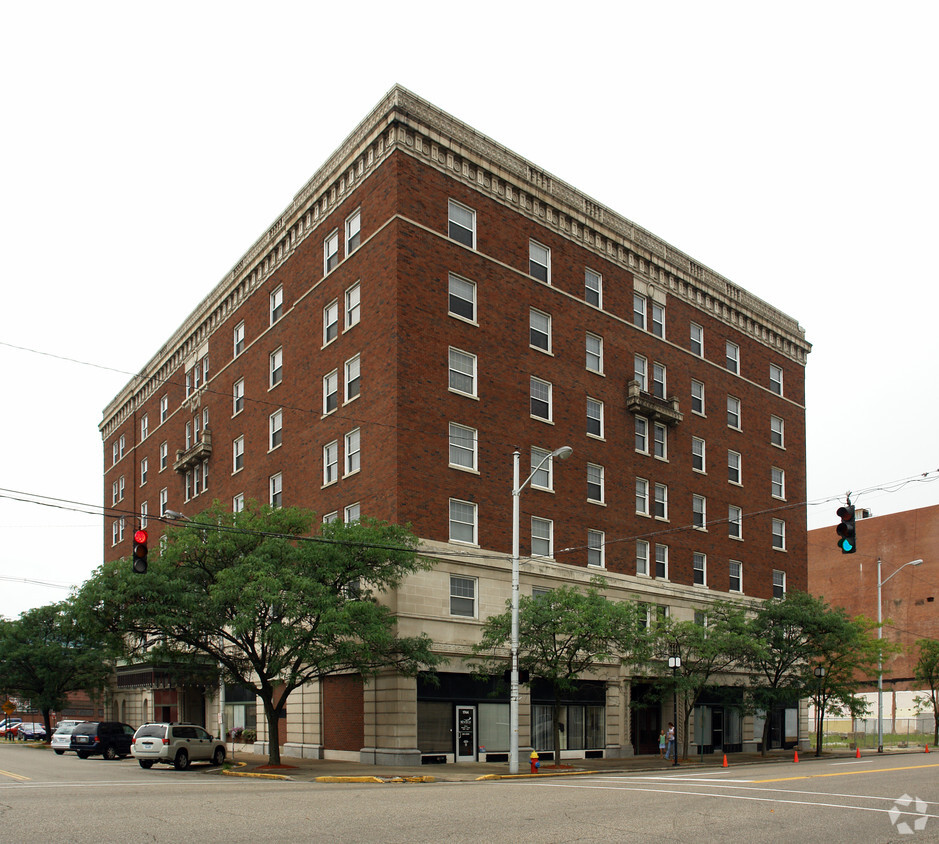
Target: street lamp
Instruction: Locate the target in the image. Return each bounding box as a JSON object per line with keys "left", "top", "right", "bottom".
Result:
{"left": 813, "top": 665, "right": 826, "bottom": 757}
{"left": 667, "top": 653, "right": 681, "bottom": 767}
{"left": 877, "top": 557, "right": 923, "bottom": 753}
{"left": 509, "top": 445, "right": 573, "bottom": 774}
{"left": 164, "top": 509, "right": 192, "bottom": 522}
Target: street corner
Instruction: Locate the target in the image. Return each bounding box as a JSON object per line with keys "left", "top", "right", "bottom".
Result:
{"left": 314, "top": 775, "right": 437, "bottom": 783}
{"left": 221, "top": 761, "right": 293, "bottom": 780}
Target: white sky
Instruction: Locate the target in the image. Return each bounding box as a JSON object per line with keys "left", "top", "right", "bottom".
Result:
{"left": 2, "top": 1, "right": 937, "bottom": 620}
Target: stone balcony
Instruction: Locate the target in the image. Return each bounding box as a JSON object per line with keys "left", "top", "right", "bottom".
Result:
{"left": 173, "top": 428, "right": 213, "bottom": 473}
{"left": 625, "top": 380, "right": 683, "bottom": 427}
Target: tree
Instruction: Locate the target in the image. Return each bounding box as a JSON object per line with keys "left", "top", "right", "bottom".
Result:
{"left": 470, "top": 577, "right": 649, "bottom": 765}
{"left": 913, "top": 639, "right": 939, "bottom": 746}
{"left": 0, "top": 600, "right": 113, "bottom": 739}
{"left": 651, "top": 603, "right": 751, "bottom": 760}
{"left": 74, "top": 504, "right": 443, "bottom": 765}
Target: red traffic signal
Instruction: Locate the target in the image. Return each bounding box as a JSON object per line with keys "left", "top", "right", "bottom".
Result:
{"left": 132, "top": 529, "right": 149, "bottom": 573}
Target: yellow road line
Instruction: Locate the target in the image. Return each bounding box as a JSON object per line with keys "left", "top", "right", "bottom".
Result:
{"left": 0, "top": 769, "right": 31, "bottom": 782}
{"left": 752, "top": 762, "right": 939, "bottom": 783}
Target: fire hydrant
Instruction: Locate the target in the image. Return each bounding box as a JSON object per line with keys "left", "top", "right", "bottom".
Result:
{"left": 530, "top": 750, "right": 540, "bottom": 774}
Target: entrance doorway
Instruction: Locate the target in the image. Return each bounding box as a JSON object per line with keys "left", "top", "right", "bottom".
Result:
{"left": 455, "top": 705, "right": 476, "bottom": 762}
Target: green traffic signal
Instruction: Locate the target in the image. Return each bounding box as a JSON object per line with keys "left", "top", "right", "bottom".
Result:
{"left": 836, "top": 505, "right": 856, "bottom": 554}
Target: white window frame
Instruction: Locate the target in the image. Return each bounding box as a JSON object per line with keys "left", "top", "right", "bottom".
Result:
{"left": 587, "top": 529, "right": 605, "bottom": 568}
{"left": 233, "top": 378, "right": 245, "bottom": 416}
{"left": 233, "top": 493, "right": 245, "bottom": 513}
{"left": 345, "top": 282, "right": 361, "bottom": 329}
{"left": 693, "top": 494, "right": 707, "bottom": 530}
{"left": 530, "top": 376, "right": 552, "bottom": 422}
{"left": 633, "top": 293, "right": 647, "bottom": 329}
{"left": 269, "top": 409, "right": 283, "bottom": 451}
{"left": 323, "top": 299, "right": 339, "bottom": 345}
{"left": 586, "top": 332, "right": 603, "bottom": 374}
{"left": 690, "top": 322, "right": 704, "bottom": 357}
{"left": 448, "top": 273, "right": 476, "bottom": 323}
{"left": 233, "top": 436, "right": 244, "bottom": 473}
{"left": 691, "top": 379, "right": 705, "bottom": 415}
{"left": 727, "top": 395, "right": 741, "bottom": 429}
{"left": 140, "top": 414, "right": 149, "bottom": 441}
{"left": 693, "top": 552, "right": 707, "bottom": 586}
{"left": 529, "top": 308, "right": 552, "bottom": 352}
{"left": 323, "top": 369, "right": 339, "bottom": 415}
{"left": 345, "top": 209, "right": 361, "bottom": 255}
{"left": 772, "top": 519, "right": 786, "bottom": 551}
{"left": 449, "top": 574, "right": 477, "bottom": 617}
{"left": 159, "top": 441, "right": 168, "bottom": 471}
{"left": 449, "top": 422, "right": 477, "bottom": 471}
{"left": 728, "top": 450, "right": 742, "bottom": 485}
{"left": 269, "top": 347, "right": 283, "bottom": 388}
{"left": 770, "top": 363, "right": 783, "bottom": 396}
{"left": 344, "top": 355, "right": 361, "bottom": 402}
{"left": 449, "top": 498, "right": 477, "bottom": 545}
{"left": 726, "top": 340, "right": 740, "bottom": 374}
{"left": 652, "top": 362, "right": 666, "bottom": 399}
{"left": 729, "top": 505, "right": 743, "bottom": 539}
{"left": 448, "top": 347, "right": 477, "bottom": 397}
{"left": 635, "top": 416, "right": 649, "bottom": 454}
{"left": 636, "top": 539, "right": 650, "bottom": 576}
{"left": 530, "top": 447, "right": 553, "bottom": 490}
{"left": 771, "top": 415, "right": 785, "bottom": 448}
{"left": 634, "top": 355, "right": 648, "bottom": 392}
{"left": 771, "top": 466, "right": 786, "bottom": 500}
{"left": 653, "top": 422, "right": 667, "bottom": 460}
{"left": 636, "top": 477, "right": 650, "bottom": 516}
{"left": 233, "top": 321, "right": 245, "bottom": 357}
{"left": 773, "top": 569, "right": 786, "bottom": 598}
{"left": 270, "top": 473, "right": 283, "bottom": 508}
{"left": 140, "top": 501, "right": 148, "bottom": 529}
{"left": 323, "top": 440, "right": 338, "bottom": 486}
{"left": 448, "top": 199, "right": 476, "bottom": 249}
{"left": 344, "top": 428, "right": 361, "bottom": 476}
{"left": 729, "top": 560, "right": 743, "bottom": 593}
{"left": 270, "top": 285, "right": 283, "bottom": 324}
{"left": 160, "top": 394, "right": 168, "bottom": 424}
{"left": 531, "top": 516, "right": 554, "bottom": 559}
{"left": 585, "top": 268, "right": 602, "bottom": 307}
{"left": 159, "top": 487, "right": 168, "bottom": 517}
{"left": 344, "top": 502, "right": 361, "bottom": 523}
{"left": 587, "top": 397, "right": 604, "bottom": 439}
{"left": 651, "top": 302, "right": 665, "bottom": 338}
{"left": 654, "top": 483, "right": 668, "bottom": 520}
{"left": 529, "top": 240, "right": 551, "bottom": 283}
{"left": 692, "top": 437, "right": 706, "bottom": 473}
{"left": 324, "top": 229, "right": 339, "bottom": 274}
{"left": 587, "top": 463, "right": 605, "bottom": 504}
{"left": 140, "top": 457, "right": 148, "bottom": 486}
{"left": 655, "top": 544, "right": 669, "bottom": 579}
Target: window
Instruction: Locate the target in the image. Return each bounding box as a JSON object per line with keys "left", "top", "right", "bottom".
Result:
{"left": 270, "top": 473, "right": 282, "bottom": 508}
{"left": 270, "top": 348, "right": 283, "bottom": 388}
{"left": 449, "top": 348, "right": 477, "bottom": 396}
{"left": 636, "top": 478, "right": 650, "bottom": 515}
{"left": 323, "top": 441, "right": 338, "bottom": 485}
{"left": 269, "top": 410, "right": 283, "bottom": 450}
{"left": 636, "top": 539, "right": 650, "bottom": 576}
{"left": 345, "top": 209, "right": 361, "bottom": 255}
{"left": 655, "top": 544, "right": 668, "bottom": 579}
{"left": 772, "top": 519, "right": 786, "bottom": 550}
{"left": 728, "top": 450, "right": 742, "bottom": 484}
{"left": 323, "top": 370, "right": 339, "bottom": 414}
{"left": 112, "top": 519, "right": 120, "bottom": 546}
{"left": 633, "top": 294, "right": 647, "bottom": 329}
{"left": 587, "top": 463, "right": 604, "bottom": 503}
{"left": 728, "top": 505, "right": 743, "bottom": 539}
{"left": 586, "top": 333, "right": 603, "bottom": 373}
{"left": 270, "top": 285, "right": 283, "bottom": 324}
{"left": 112, "top": 441, "right": 119, "bottom": 465}
{"left": 449, "top": 423, "right": 477, "bottom": 470}
{"left": 635, "top": 416, "right": 649, "bottom": 454}
{"left": 159, "top": 441, "right": 168, "bottom": 471}
{"left": 694, "top": 610, "right": 707, "bottom": 627}
{"left": 773, "top": 569, "right": 786, "bottom": 598}
{"left": 529, "top": 308, "right": 551, "bottom": 352}
{"left": 344, "top": 428, "right": 360, "bottom": 475}
{"left": 585, "top": 268, "right": 602, "bottom": 307}
{"left": 344, "top": 502, "right": 361, "bottom": 522}
{"left": 140, "top": 414, "right": 149, "bottom": 441}
{"left": 230, "top": 321, "right": 244, "bottom": 360}
{"left": 159, "top": 488, "right": 167, "bottom": 517}
{"left": 693, "top": 552, "right": 707, "bottom": 586}
{"left": 770, "top": 364, "right": 783, "bottom": 395}
{"left": 233, "top": 436, "right": 244, "bottom": 473}
{"left": 692, "top": 437, "right": 706, "bottom": 472}
{"left": 345, "top": 355, "right": 361, "bottom": 402}
{"left": 634, "top": 355, "right": 647, "bottom": 392}
{"left": 140, "top": 457, "right": 148, "bottom": 486}
{"left": 448, "top": 273, "right": 476, "bottom": 322}
{"left": 345, "top": 282, "right": 361, "bottom": 329}
{"left": 111, "top": 480, "right": 119, "bottom": 505}
{"left": 727, "top": 395, "right": 741, "bottom": 429}
{"left": 324, "top": 230, "right": 339, "bottom": 273}
{"left": 529, "top": 240, "right": 550, "bottom": 283}
{"left": 726, "top": 341, "right": 739, "bottom": 374}
{"left": 771, "top": 467, "right": 786, "bottom": 499}
{"left": 119, "top": 435, "right": 125, "bottom": 458}
{"left": 587, "top": 398, "right": 604, "bottom": 438}
{"left": 654, "top": 483, "right": 668, "bottom": 519}
{"left": 532, "top": 586, "right": 552, "bottom": 600}
{"left": 531, "top": 517, "right": 553, "bottom": 558}
{"left": 232, "top": 378, "right": 244, "bottom": 415}
{"left": 160, "top": 395, "right": 168, "bottom": 424}
{"left": 693, "top": 495, "right": 707, "bottom": 529}
{"left": 651, "top": 302, "right": 665, "bottom": 338}
{"left": 322, "top": 511, "right": 339, "bottom": 524}
{"left": 449, "top": 499, "right": 477, "bottom": 545}
{"left": 140, "top": 501, "right": 148, "bottom": 529}
{"left": 448, "top": 200, "right": 475, "bottom": 248}
{"left": 233, "top": 493, "right": 245, "bottom": 513}
{"left": 324, "top": 300, "right": 339, "bottom": 344}
{"left": 530, "top": 376, "right": 552, "bottom": 421}
{"left": 729, "top": 561, "right": 742, "bottom": 593}
{"left": 771, "top": 415, "right": 785, "bottom": 448}
{"left": 691, "top": 379, "right": 705, "bottom": 415}
{"left": 531, "top": 447, "right": 553, "bottom": 490}
{"left": 450, "top": 575, "right": 476, "bottom": 617}
{"left": 653, "top": 422, "right": 667, "bottom": 460}
{"left": 690, "top": 322, "right": 703, "bottom": 356}
{"left": 587, "top": 530, "right": 605, "bottom": 568}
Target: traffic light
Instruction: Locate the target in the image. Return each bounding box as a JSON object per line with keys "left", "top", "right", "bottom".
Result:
{"left": 836, "top": 505, "right": 856, "bottom": 554}
{"left": 132, "top": 529, "right": 149, "bottom": 573}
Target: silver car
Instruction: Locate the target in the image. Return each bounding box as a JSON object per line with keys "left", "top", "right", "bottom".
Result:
{"left": 51, "top": 720, "right": 84, "bottom": 755}
{"left": 131, "top": 722, "right": 226, "bottom": 770}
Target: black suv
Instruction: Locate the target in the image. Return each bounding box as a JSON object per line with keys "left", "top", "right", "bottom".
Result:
{"left": 69, "top": 721, "right": 136, "bottom": 760}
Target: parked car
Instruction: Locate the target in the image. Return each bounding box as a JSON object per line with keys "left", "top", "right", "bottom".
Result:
{"left": 0, "top": 717, "right": 23, "bottom": 738}
{"left": 16, "top": 722, "right": 47, "bottom": 740}
{"left": 69, "top": 721, "right": 135, "bottom": 759}
{"left": 50, "top": 720, "right": 85, "bottom": 754}
{"left": 131, "top": 722, "right": 226, "bottom": 770}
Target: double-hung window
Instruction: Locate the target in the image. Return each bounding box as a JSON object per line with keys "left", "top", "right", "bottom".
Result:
{"left": 693, "top": 494, "right": 707, "bottom": 529}
{"left": 691, "top": 379, "right": 705, "bottom": 415}
{"left": 772, "top": 519, "right": 786, "bottom": 550}
{"left": 233, "top": 378, "right": 245, "bottom": 415}
{"left": 530, "top": 377, "right": 552, "bottom": 421}
{"left": 531, "top": 517, "right": 553, "bottom": 558}
{"left": 323, "top": 370, "right": 339, "bottom": 414}
{"left": 159, "top": 441, "right": 168, "bottom": 471}
{"left": 587, "top": 398, "right": 604, "bottom": 438}
{"left": 233, "top": 321, "right": 245, "bottom": 357}
{"left": 771, "top": 467, "right": 786, "bottom": 499}
{"left": 634, "top": 355, "right": 648, "bottom": 392}
{"left": 771, "top": 415, "right": 785, "bottom": 447}
{"left": 727, "top": 396, "right": 741, "bottom": 429}
{"left": 773, "top": 569, "right": 786, "bottom": 598}
{"left": 140, "top": 458, "right": 148, "bottom": 486}
{"left": 690, "top": 322, "right": 704, "bottom": 356}
{"left": 693, "top": 552, "right": 707, "bottom": 586}
{"left": 269, "top": 410, "right": 282, "bottom": 450}
{"left": 636, "top": 539, "right": 650, "bottom": 576}
{"left": 587, "top": 530, "right": 605, "bottom": 568}
{"left": 270, "top": 473, "right": 282, "bottom": 508}
{"left": 449, "top": 348, "right": 477, "bottom": 396}
{"left": 270, "top": 285, "right": 283, "bottom": 324}
{"left": 529, "top": 240, "right": 550, "bottom": 283}
{"left": 270, "top": 348, "right": 283, "bottom": 388}
{"left": 324, "top": 300, "right": 339, "bottom": 345}
{"left": 531, "top": 447, "right": 553, "bottom": 490}
{"left": 345, "top": 282, "right": 361, "bottom": 329}
{"left": 728, "top": 450, "right": 742, "bottom": 484}
{"left": 633, "top": 293, "right": 647, "bottom": 329}
{"left": 160, "top": 394, "right": 168, "bottom": 424}
{"left": 726, "top": 341, "right": 740, "bottom": 374}
{"left": 585, "top": 268, "right": 602, "bottom": 307}
{"left": 323, "top": 441, "right": 338, "bottom": 485}
{"left": 587, "top": 463, "right": 604, "bottom": 503}
{"left": 654, "top": 483, "right": 668, "bottom": 519}
{"left": 449, "top": 423, "right": 477, "bottom": 470}
{"left": 449, "top": 499, "right": 477, "bottom": 545}
{"left": 345, "top": 355, "right": 361, "bottom": 401}
{"left": 729, "top": 561, "right": 743, "bottom": 593}
{"left": 448, "top": 200, "right": 475, "bottom": 248}
{"left": 653, "top": 423, "right": 667, "bottom": 459}
{"left": 692, "top": 437, "right": 706, "bottom": 472}
{"left": 770, "top": 364, "right": 783, "bottom": 395}
{"left": 530, "top": 308, "right": 551, "bottom": 352}
{"left": 635, "top": 416, "right": 649, "bottom": 453}
{"left": 324, "top": 230, "right": 339, "bottom": 274}
{"left": 586, "top": 333, "right": 603, "bottom": 373}
{"left": 652, "top": 363, "right": 666, "bottom": 399}
{"left": 651, "top": 303, "right": 665, "bottom": 338}
{"left": 448, "top": 273, "right": 476, "bottom": 322}
{"left": 450, "top": 574, "right": 476, "bottom": 616}
{"left": 140, "top": 414, "right": 149, "bottom": 441}
{"left": 728, "top": 505, "right": 743, "bottom": 539}
{"left": 345, "top": 209, "right": 361, "bottom": 255}
{"left": 636, "top": 478, "right": 650, "bottom": 515}
{"left": 655, "top": 544, "right": 668, "bottom": 579}
{"left": 345, "top": 428, "right": 360, "bottom": 475}
{"left": 233, "top": 436, "right": 244, "bottom": 473}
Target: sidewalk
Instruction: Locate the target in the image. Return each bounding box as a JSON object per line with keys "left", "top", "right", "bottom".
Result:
{"left": 218, "top": 745, "right": 928, "bottom": 783}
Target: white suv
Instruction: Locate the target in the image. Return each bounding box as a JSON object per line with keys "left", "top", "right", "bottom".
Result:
{"left": 131, "top": 722, "right": 226, "bottom": 770}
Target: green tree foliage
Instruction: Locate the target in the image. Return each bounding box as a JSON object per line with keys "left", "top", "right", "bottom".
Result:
{"left": 0, "top": 600, "right": 112, "bottom": 738}
{"left": 913, "top": 639, "right": 939, "bottom": 745}
{"left": 470, "top": 577, "right": 649, "bottom": 763}
{"left": 74, "top": 504, "right": 443, "bottom": 765}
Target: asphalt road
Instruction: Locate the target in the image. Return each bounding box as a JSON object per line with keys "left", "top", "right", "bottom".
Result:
{"left": 2, "top": 744, "right": 938, "bottom": 843}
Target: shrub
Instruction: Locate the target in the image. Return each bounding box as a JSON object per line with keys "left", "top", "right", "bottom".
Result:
{"left": 242, "top": 729, "right": 257, "bottom": 743}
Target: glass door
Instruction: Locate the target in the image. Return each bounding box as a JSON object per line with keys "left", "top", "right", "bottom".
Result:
{"left": 455, "top": 705, "right": 476, "bottom": 762}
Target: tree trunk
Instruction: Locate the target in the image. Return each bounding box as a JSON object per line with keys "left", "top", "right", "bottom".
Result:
{"left": 259, "top": 691, "right": 282, "bottom": 766}
{"left": 552, "top": 689, "right": 562, "bottom": 769}
{"left": 761, "top": 715, "right": 771, "bottom": 757}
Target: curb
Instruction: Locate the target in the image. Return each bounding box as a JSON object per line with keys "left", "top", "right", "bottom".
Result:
{"left": 314, "top": 775, "right": 437, "bottom": 784}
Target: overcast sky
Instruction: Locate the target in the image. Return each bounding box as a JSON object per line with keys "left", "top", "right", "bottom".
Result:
{"left": 1, "top": 1, "right": 937, "bottom": 620}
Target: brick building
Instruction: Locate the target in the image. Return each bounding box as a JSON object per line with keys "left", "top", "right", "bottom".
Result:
{"left": 100, "top": 86, "right": 811, "bottom": 763}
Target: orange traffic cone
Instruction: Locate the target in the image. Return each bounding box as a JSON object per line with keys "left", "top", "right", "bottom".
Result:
{"left": 856, "top": 747, "right": 861, "bottom": 758}
{"left": 926, "top": 745, "right": 930, "bottom": 753}
{"left": 793, "top": 749, "right": 799, "bottom": 763}
{"left": 722, "top": 754, "right": 728, "bottom": 768}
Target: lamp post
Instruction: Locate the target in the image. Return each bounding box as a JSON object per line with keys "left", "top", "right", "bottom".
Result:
{"left": 813, "top": 665, "right": 826, "bottom": 757}
{"left": 877, "top": 557, "right": 923, "bottom": 753}
{"left": 667, "top": 653, "right": 681, "bottom": 767}
{"left": 509, "top": 445, "right": 573, "bottom": 775}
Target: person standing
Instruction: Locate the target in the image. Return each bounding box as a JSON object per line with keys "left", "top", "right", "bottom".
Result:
{"left": 665, "top": 722, "right": 676, "bottom": 761}
{"left": 658, "top": 728, "right": 667, "bottom": 759}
